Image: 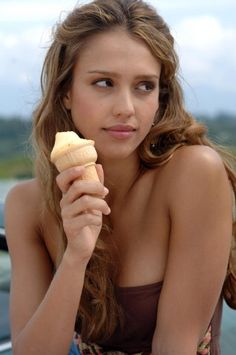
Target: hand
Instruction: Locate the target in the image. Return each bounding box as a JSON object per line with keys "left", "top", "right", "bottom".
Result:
{"left": 56, "top": 164, "right": 110, "bottom": 264}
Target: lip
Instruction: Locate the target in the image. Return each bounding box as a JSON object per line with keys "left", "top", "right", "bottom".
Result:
{"left": 104, "top": 125, "right": 136, "bottom": 139}
{"left": 105, "top": 124, "right": 136, "bottom": 131}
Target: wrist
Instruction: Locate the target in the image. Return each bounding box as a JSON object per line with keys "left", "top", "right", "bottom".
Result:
{"left": 62, "top": 247, "right": 89, "bottom": 271}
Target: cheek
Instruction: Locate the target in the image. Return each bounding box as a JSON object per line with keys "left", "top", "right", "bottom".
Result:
{"left": 143, "top": 97, "right": 159, "bottom": 121}
{"left": 70, "top": 92, "right": 96, "bottom": 127}
{"left": 138, "top": 98, "right": 158, "bottom": 136}
{"left": 70, "top": 93, "right": 104, "bottom": 139}
{"left": 71, "top": 94, "right": 89, "bottom": 115}
{"left": 150, "top": 94, "right": 159, "bottom": 112}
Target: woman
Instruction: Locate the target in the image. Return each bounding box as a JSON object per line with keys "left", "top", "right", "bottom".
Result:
{"left": 5, "top": 0, "right": 236, "bottom": 354}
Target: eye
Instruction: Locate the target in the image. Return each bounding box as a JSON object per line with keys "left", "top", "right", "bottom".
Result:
{"left": 93, "top": 79, "right": 113, "bottom": 88}
{"left": 137, "top": 81, "right": 155, "bottom": 92}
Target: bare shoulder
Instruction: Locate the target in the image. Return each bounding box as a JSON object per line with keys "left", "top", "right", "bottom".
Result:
{"left": 151, "top": 145, "right": 230, "bottom": 199}
{"left": 170, "top": 144, "right": 225, "bottom": 173}
{"left": 5, "top": 178, "right": 42, "bottom": 216}
{"left": 165, "top": 145, "right": 229, "bottom": 189}
{"left": 162, "top": 144, "right": 232, "bottom": 213}
{"left": 5, "top": 178, "right": 41, "bottom": 204}
{"left": 5, "top": 178, "right": 44, "bottom": 241}
{"left": 143, "top": 145, "right": 230, "bottom": 215}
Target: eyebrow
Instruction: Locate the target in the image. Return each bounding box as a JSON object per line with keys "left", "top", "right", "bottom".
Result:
{"left": 87, "top": 70, "right": 160, "bottom": 80}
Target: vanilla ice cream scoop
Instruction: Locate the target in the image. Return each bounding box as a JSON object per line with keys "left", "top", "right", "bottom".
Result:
{"left": 50, "top": 131, "right": 99, "bottom": 181}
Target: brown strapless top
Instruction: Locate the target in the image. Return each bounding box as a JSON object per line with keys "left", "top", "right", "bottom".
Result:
{"left": 97, "top": 281, "right": 223, "bottom": 354}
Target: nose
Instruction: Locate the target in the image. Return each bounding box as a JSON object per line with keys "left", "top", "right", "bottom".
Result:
{"left": 112, "top": 88, "right": 135, "bottom": 119}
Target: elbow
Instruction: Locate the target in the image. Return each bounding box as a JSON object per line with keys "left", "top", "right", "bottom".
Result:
{"left": 12, "top": 339, "right": 21, "bottom": 355}
{"left": 11, "top": 336, "right": 35, "bottom": 355}
{"left": 151, "top": 334, "right": 163, "bottom": 355}
{"left": 12, "top": 337, "right": 27, "bottom": 355}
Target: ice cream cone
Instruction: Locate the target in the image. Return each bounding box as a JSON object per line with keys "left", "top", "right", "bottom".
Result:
{"left": 50, "top": 131, "right": 99, "bottom": 181}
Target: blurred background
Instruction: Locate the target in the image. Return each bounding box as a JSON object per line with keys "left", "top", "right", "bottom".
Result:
{"left": 0, "top": 0, "right": 236, "bottom": 354}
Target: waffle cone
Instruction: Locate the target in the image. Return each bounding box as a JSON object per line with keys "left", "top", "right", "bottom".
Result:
{"left": 82, "top": 163, "right": 99, "bottom": 181}
{"left": 51, "top": 132, "right": 99, "bottom": 181}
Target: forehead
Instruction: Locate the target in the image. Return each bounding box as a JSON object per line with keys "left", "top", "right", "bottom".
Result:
{"left": 74, "top": 28, "right": 161, "bottom": 75}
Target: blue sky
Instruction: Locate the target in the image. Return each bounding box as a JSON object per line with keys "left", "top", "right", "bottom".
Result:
{"left": 0, "top": 0, "right": 236, "bottom": 118}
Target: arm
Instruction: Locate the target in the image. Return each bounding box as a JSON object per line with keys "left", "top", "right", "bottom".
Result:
{"left": 151, "top": 146, "right": 232, "bottom": 355}
{"left": 5, "top": 168, "right": 110, "bottom": 355}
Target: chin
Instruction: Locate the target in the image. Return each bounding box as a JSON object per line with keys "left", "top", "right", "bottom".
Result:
{"left": 98, "top": 148, "right": 138, "bottom": 162}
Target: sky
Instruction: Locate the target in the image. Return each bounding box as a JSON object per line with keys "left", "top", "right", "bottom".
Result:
{"left": 0, "top": 0, "right": 236, "bottom": 118}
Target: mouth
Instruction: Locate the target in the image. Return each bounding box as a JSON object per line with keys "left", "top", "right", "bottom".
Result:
{"left": 105, "top": 124, "right": 136, "bottom": 131}
{"left": 103, "top": 125, "right": 136, "bottom": 139}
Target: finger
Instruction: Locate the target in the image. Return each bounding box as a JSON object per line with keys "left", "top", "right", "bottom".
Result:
{"left": 56, "top": 166, "right": 85, "bottom": 193}
{"left": 61, "top": 180, "right": 109, "bottom": 205}
{"left": 78, "top": 194, "right": 111, "bottom": 215}
{"left": 63, "top": 212, "right": 103, "bottom": 235}
{"left": 76, "top": 196, "right": 110, "bottom": 216}
{"left": 61, "top": 195, "right": 111, "bottom": 218}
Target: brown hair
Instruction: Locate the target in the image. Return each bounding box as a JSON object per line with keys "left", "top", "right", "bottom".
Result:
{"left": 32, "top": 0, "right": 236, "bottom": 342}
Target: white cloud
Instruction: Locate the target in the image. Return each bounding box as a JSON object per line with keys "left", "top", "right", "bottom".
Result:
{"left": 0, "top": 34, "right": 18, "bottom": 49}
{"left": 0, "top": 0, "right": 77, "bottom": 23}
{"left": 175, "top": 16, "right": 235, "bottom": 53}
{"left": 174, "top": 16, "right": 236, "bottom": 91}
{"left": 0, "top": 26, "right": 50, "bottom": 48}
{"left": 151, "top": 0, "right": 236, "bottom": 10}
{"left": 0, "top": 26, "right": 50, "bottom": 86}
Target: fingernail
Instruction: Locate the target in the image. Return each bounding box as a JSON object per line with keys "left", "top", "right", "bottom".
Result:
{"left": 104, "top": 187, "right": 109, "bottom": 194}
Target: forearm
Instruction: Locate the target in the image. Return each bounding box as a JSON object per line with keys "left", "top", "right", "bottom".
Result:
{"left": 151, "top": 343, "right": 197, "bottom": 355}
{"left": 13, "top": 252, "right": 87, "bottom": 355}
{"left": 151, "top": 329, "right": 198, "bottom": 355}
{"left": 151, "top": 352, "right": 195, "bottom": 355}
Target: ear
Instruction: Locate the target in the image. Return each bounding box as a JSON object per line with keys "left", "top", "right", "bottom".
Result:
{"left": 63, "top": 92, "right": 72, "bottom": 110}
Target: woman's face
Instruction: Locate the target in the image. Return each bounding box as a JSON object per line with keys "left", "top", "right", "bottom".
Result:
{"left": 64, "top": 28, "right": 161, "bottom": 162}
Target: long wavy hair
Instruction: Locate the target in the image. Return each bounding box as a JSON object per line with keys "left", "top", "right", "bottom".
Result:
{"left": 32, "top": 0, "right": 236, "bottom": 342}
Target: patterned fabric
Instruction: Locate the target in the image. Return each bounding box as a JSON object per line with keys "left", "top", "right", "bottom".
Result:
{"left": 197, "top": 326, "right": 211, "bottom": 355}
{"left": 71, "top": 326, "right": 211, "bottom": 355}
{"left": 73, "top": 333, "right": 103, "bottom": 354}
{"left": 69, "top": 341, "right": 81, "bottom": 355}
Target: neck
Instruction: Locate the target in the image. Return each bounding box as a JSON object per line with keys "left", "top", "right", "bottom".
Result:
{"left": 100, "top": 154, "right": 143, "bottom": 207}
